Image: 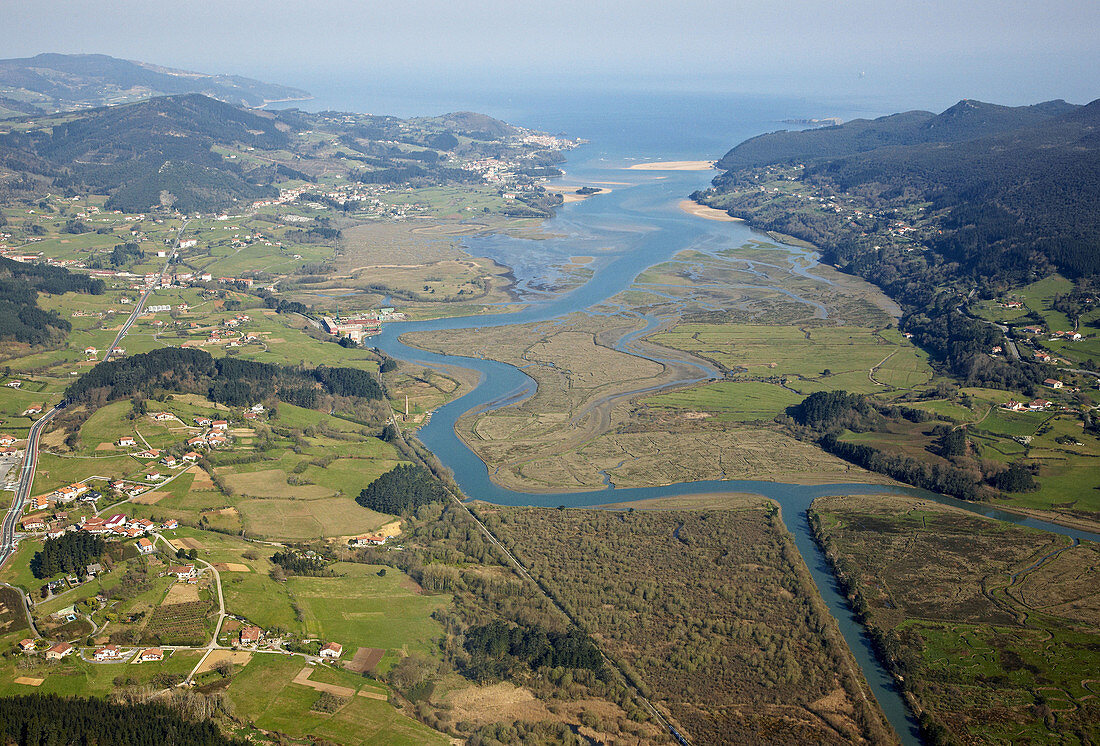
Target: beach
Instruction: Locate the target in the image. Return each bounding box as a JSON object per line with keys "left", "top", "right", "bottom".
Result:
{"left": 542, "top": 183, "right": 612, "bottom": 203}
{"left": 678, "top": 199, "right": 742, "bottom": 222}
{"left": 628, "top": 160, "right": 716, "bottom": 171}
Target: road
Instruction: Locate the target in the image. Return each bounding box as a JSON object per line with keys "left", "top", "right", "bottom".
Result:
{"left": 0, "top": 220, "right": 188, "bottom": 571}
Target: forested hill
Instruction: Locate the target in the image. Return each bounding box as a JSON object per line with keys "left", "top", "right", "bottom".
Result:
{"left": 0, "top": 94, "right": 289, "bottom": 212}
{"left": 0, "top": 53, "right": 310, "bottom": 115}
{"left": 706, "top": 97, "right": 1100, "bottom": 279}
{"left": 0, "top": 90, "right": 568, "bottom": 214}
{"left": 716, "top": 98, "right": 1080, "bottom": 170}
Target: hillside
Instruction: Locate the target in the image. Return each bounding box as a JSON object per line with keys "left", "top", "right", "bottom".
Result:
{"left": 705, "top": 97, "right": 1100, "bottom": 280}
{"left": 697, "top": 96, "right": 1100, "bottom": 388}
{"left": 716, "top": 99, "right": 1080, "bottom": 171}
{"left": 0, "top": 92, "right": 570, "bottom": 214}
{"left": 0, "top": 53, "right": 310, "bottom": 116}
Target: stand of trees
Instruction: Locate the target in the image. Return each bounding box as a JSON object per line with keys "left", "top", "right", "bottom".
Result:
{"left": 66, "top": 347, "right": 381, "bottom": 408}
{"left": 463, "top": 620, "right": 604, "bottom": 681}
{"left": 270, "top": 550, "right": 334, "bottom": 577}
{"left": 355, "top": 463, "right": 446, "bottom": 515}
{"left": 0, "top": 257, "right": 104, "bottom": 345}
{"left": 0, "top": 694, "right": 241, "bottom": 746}
{"left": 31, "top": 532, "right": 106, "bottom": 579}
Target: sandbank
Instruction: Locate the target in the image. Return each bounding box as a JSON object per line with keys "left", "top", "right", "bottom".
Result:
{"left": 628, "top": 160, "right": 716, "bottom": 171}
{"left": 542, "top": 183, "right": 611, "bottom": 204}
{"left": 678, "top": 200, "right": 743, "bottom": 222}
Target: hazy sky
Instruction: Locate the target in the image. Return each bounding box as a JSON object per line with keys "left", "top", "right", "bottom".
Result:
{"left": 8, "top": 0, "right": 1099, "bottom": 109}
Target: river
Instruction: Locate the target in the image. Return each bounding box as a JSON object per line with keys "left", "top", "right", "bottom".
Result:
{"left": 326, "top": 90, "right": 1100, "bottom": 745}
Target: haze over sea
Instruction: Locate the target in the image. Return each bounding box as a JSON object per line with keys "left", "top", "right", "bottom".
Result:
{"left": 295, "top": 79, "right": 896, "bottom": 164}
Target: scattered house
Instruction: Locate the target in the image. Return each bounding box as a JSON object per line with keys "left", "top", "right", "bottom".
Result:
{"left": 161, "top": 456, "right": 178, "bottom": 468}
{"left": 211, "top": 420, "right": 228, "bottom": 431}
{"left": 117, "top": 436, "right": 136, "bottom": 447}
{"left": 207, "top": 433, "right": 227, "bottom": 446}
{"left": 182, "top": 451, "right": 200, "bottom": 462}
{"left": 19, "top": 639, "right": 36, "bottom": 653}
{"left": 0, "top": 435, "right": 17, "bottom": 446}
{"left": 990, "top": 345, "right": 1003, "bottom": 354}
{"left": 104, "top": 514, "right": 128, "bottom": 530}
{"left": 186, "top": 435, "right": 207, "bottom": 447}
{"left": 23, "top": 405, "right": 42, "bottom": 416}
{"left": 86, "top": 563, "right": 103, "bottom": 576}
{"left": 319, "top": 642, "right": 342, "bottom": 659}
{"left": 130, "top": 518, "right": 155, "bottom": 533}
{"left": 1034, "top": 351, "right": 1052, "bottom": 362}
{"left": 349, "top": 534, "right": 387, "bottom": 547}
{"left": 93, "top": 645, "right": 122, "bottom": 661}
{"left": 1044, "top": 378, "right": 1064, "bottom": 389}
{"left": 45, "top": 642, "right": 73, "bottom": 660}
{"left": 84, "top": 347, "right": 98, "bottom": 356}
{"left": 152, "top": 412, "right": 175, "bottom": 422}
{"left": 81, "top": 490, "right": 102, "bottom": 503}
{"left": 137, "top": 538, "right": 155, "bottom": 554}
{"left": 1002, "top": 301, "right": 1024, "bottom": 309}
{"left": 20, "top": 516, "right": 46, "bottom": 532}
{"left": 53, "top": 483, "right": 88, "bottom": 502}
{"left": 250, "top": 403, "right": 264, "bottom": 413}
{"left": 138, "top": 648, "right": 163, "bottom": 662}
{"left": 5, "top": 380, "right": 21, "bottom": 388}
{"left": 81, "top": 518, "right": 111, "bottom": 535}
{"left": 135, "top": 449, "right": 160, "bottom": 459}
{"left": 168, "top": 564, "right": 197, "bottom": 580}
{"left": 29, "top": 495, "right": 49, "bottom": 511}
{"left": 162, "top": 519, "right": 179, "bottom": 530}
{"left": 45, "top": 524, "right": 67, "bottom": 540}
{"left": 145, "top": 471, "right": 163, "bottom": 481}
{"left": 1029, "top": 399, "right": 1053, "bottom": 410}
{"left": 1021, "top": 326, "right": 1044, "bottom": 335}
{"left": 243, "top": 411, "right": 258, "bottom": 420}
{"left": 239, "top": 626, "right": 262, "bottom": 646}
{"left": 193, "top": 416, "right": 213, "bottom": 426}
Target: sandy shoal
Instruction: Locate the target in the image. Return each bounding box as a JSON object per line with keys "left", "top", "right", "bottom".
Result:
{"left": 678, "top": 200, "right": 743, "bottom": 222}
{"left": 628, "top": 160, "right": 716, "bottom": 171}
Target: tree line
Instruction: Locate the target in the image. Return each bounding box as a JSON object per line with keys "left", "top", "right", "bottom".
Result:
{"left": 0, "top": 694, "right": 242, "bottom": 746}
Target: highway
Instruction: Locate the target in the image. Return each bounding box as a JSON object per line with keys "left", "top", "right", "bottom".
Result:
{"left": 0, "top": 220, "right": 188, "bottom": 571}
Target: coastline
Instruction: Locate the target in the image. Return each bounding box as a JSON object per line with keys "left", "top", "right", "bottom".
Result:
{"left": 678, "top": 199, "right": 742, "bottom": 222}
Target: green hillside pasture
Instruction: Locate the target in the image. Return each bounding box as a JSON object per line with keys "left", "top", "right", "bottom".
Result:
{"left": 237, "top": 496, "right": 390, "bottom": 540}
{"left": 287, "top": 562, "right": 447, "bottom": 662}
{"left": 227, "top": 654, "right": 446, "bottom": 745}
{"left": 643, "top": 381, "right": 802, "bottom": 422}
{"left": 0, "top": 649, "right": 202, "bottom": 698}
{"left": 1015, "top": 275, "right": 1074, "bottom": 331}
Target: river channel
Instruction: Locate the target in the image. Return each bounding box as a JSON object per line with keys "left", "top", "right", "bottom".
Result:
{"left": 368, "top": 147, "right": 1099, "bottom": 746}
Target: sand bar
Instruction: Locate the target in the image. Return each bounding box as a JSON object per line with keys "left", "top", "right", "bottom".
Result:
{"left": 678, "top": 200, "right": 743, "bottom": 222}
{"left": 628, "top": 160, "right": 716, "bottom": 171}
{"left": 542, "top": 183, "right": 611, "bottom": 204}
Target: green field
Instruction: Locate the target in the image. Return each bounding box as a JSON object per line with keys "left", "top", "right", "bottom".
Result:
{"left": 227, "top": 654, "right": 447, "bottom": 745}
{"left": 643, "top": 380, "right": 803, "bottom": 421}
{"left": 287, "top": 563, "right": 448, "bottom": 662}
{"left": 651, "top": 323, "right": 932, "bottom": 394}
